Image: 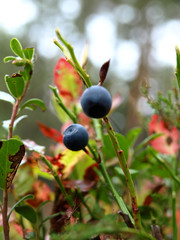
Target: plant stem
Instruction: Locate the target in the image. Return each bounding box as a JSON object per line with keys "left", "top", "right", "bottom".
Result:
{"left": 53, "top": 30, "right": 140, "bottom": 228}
{"left": 103, "top": 117, "right": 141, "bottom": 229}
{"left": 49, "top": 85, "right": 77, "bottom": 123}
{"left": 150, "top": 149, "right": 180, "bottom": 186}
{"left": 2, "top": 188, "right": 9, "bottom": 240}
{"left": 8, "top": 99, "right": 20, "bottom": 139}
{"left": 172, "top": 156, "right": 177, "bottom": 240}
{"left": 40, "top": 155, "right": 74, "bottom": 207}
{"left": 54, "top": 29, "right": 92, "bottom": 88}
{"left": 89, "top": 120, "right": 134, "bottom": 225}
{"left": 2, "top": 75, "right": 31, "bottom": 240}
{"left": 77, "top": 189, "right": 98, "bottom": 220}
{"left": 98, "top": 152, "right": 134, "bottom": 225}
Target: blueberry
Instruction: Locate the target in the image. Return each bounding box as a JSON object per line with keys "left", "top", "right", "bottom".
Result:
{"left": 63, "top": 124, "right": 89, "bottom": 151}
{"left": 80, "top": 85, "right": 112, "bottom": 118}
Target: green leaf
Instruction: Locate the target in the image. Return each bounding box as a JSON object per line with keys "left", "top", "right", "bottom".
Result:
{"left": 3, "top": 56, "right": 16, "bottom": 63}
{"left": 102, "top": 133, "right": 129, "bottom": 160}
{"left": 126, "top": 127, "right": 142, "bottom": 148}
{"left": 8, "top": 194, "right": 34, "bottom": 221}
{"left": 175, "top": 46, "right": 180, "bottom": 90}
{"left": 0, "top": 226, "right": 4, "bottom": 240}
{"left": 0, "top": 138, "right": 25, "bottom": 190}
{"left": 10, "top": 38, "right": 24, "bottom": 58}
{"left": 5, "top": 74, "right": 25, "bottom": 98}
{"left": 20, "top": 98, "right": 46, "bottom": 112}
{"left": 0, "top": 91, "right": 15, "bottom": 104}
{"left": 23, "top": 48, "right": 35, "bottom": 60}
{"left": 15, "top": 205, "right": 37, "bottom": 224}
{"left": 115, "top": 167, "right": 139, "bottom": 180}
{"left": 19, "top": 63, "right": 33, "bottom": 81}
{"left": 50, "top": 214, "right": 155, "bottom": 240}
{"left": 134, "top": 133, "right": 163, "bottom": 153}
{"left": 2, "top": 115, "right": 27, "bottom": 132}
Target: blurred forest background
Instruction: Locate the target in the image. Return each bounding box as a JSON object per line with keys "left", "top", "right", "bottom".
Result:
{"left": 0, "top": 0, "right": 180, "bottom": 149}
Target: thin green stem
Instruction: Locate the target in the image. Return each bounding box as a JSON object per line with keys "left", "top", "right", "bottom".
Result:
{"left": 53, "top": 29, "right": 141, "bottom": 229}
{"left": 172, "top": 156, "right": 177, "bottom": 240}
{"left": 90, "top": 119, "right": 135, "bottom": 226}
{"left": 150, "top": 148, "right": 180, "bottom": 185}
{"left": 103, "top": 117, "right": 141, "bottom": 229}
{"left": 55, "top": 29, "right": 92, "bottom": 88}
{"left": 77, "top": 189, "right": 98, "bottom": 220}
{"left": 49, "top": 85, "right": 77, "bottom": 123}
{"left": 39, "top": 212, "right": 63, "bottom": 229}
{"left": 7, "top": 194, "right": 34, "bottom": 221}
{"left": 99, "top": 152, "right": 134, "bottom": 225}
{"left": 40, "top": 155, "right": 74, "bottom": 207}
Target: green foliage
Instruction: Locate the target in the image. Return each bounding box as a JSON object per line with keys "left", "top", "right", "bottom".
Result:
{"left": 20, "top": 98, "right": 46, "bottom": 112}
{"left": 23, "top": 48, "right": 34, "bottom": 60}
{"left": 15, "top": 205, "right": 37, "bottom": 224}
{"left": 10, "top": 38, "right": 25, "bottom": 59}
{"left": 115, "top": 167, "right": 139, "bottom": 181}
{"left": 0, "top": 138, "right": 25, "bottom": 190}
{"left": 1, "top": 32, "right": 180, "bottom": 240}
{"left": 5, "top": 74, "right": 25, "bottom": 98}
{"left": 50, "top": 214, "right": 155, "bottom": 240}
{"left": 126, "top": 127, "right": 142, "bottom": 148}
{"left": 142, "top": 70, "right": 180, "bottom": 129}
{"left": 175, "top": 46, "right": 180, "bottom": 91}
{"left": 3, "top": 56, "right": 16, "bottom": 63}
{"left": 102, "top": 133, "right": 129, "bottom": 160}
{"left": 8, "top": 194, "right": 34, "bottom": 221}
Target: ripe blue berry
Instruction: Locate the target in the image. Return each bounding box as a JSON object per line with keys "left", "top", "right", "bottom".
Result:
{"left": 80, "top": 85, "right": 112, "bottom": 118}
{"left": 63, "top": 124, "right": 89, "bottom": 151}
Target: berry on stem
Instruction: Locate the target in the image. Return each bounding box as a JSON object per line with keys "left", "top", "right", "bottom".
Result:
{"left": 80, "top": 85, "right": 112, "bottom": 119}
{"left": 63, "top": 124, "right": 89, "bottom": 151}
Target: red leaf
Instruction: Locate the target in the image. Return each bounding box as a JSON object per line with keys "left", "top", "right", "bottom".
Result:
{"left": 84, "top": 163, "right": 99, "bottom": 182}
{"left": 54, "top": 58, "right": 83, "bottom": 104}
{"left": 143, "top": 183, "right": 165, "bottom": 206}
{"left": 98, "top": 59, "right": 110, "bottom": 86}
{"left": 37, "top": 121, "right": 63, "bottom": 142}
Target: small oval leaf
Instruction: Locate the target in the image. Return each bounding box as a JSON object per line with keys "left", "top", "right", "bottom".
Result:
{"left": 23, "top": 48, "right": 35, "bottom": 60}
{"left": 20, "top": 98, "right": 46, "bottom": 112}
{"left": 3, "top": 56, "right": 16, "bottom": 63}
{"left": 0, "top": 91, "right": 15, "bottom": 104}
{"left": 10, "top": 38, "right": 24, "bottom": 58}
{"left": 5, "top": 74, "right": 25, "bottom": 98}
{"left": 15, "top": 205, "right": 37, "bottom": 223}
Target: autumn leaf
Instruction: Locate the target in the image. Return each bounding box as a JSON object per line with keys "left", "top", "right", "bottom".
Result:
{"left": 54, "top": 58, "right": 83, "bottom": 105}
{"left": 37, "top": 121, "right": 63, "bottom": 142}
{"left": 0, "top": 139, "right": 25, "bottom": 190}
